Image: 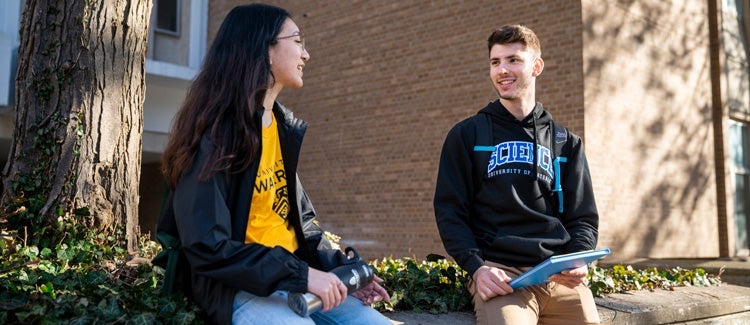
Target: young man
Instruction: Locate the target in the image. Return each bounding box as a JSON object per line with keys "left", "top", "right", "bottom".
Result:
{"left": 433, "top": 25, "right": 600, "bottom": 324}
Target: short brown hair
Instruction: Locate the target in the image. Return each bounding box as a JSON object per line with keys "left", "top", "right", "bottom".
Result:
{"left": 487, "top": 24, "right": 541, "bottom": 55}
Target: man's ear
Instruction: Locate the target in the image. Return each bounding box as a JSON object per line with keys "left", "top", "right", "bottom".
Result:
{"left": 532, "top": 57, "right": 544, "bottom": 77}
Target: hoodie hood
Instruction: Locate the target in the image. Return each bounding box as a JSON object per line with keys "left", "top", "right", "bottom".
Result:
{"left": 477, "top": 100, "right": 552, "bottom": 126}
{"left": 478, "top": 100, "right": 553, "bottom": 180}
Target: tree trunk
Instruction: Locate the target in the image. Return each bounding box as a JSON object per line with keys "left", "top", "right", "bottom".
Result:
{"left": 1, "top": 0, "right": 151, "bottom": 255}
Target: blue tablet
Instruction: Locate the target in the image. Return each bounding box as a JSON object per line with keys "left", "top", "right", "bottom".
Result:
{"left": 509, "top": 248, "right": 611, "bottom": 289}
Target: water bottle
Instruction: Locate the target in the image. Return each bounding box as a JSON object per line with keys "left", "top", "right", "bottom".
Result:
{"left": 288, "top": 247, "right": 374, "bottom": 317}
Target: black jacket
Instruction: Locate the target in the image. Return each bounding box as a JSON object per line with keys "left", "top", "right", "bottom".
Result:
{"left": 433, "top": 100, "right": 599, "bottom": 276}
{"left": 159, "top": 102, "right": 345, "bottom": 324}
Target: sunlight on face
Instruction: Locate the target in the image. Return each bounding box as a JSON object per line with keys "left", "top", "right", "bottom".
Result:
{"left": 489, "top": 43, "right": 542, "bottom": 102}
{"left": 269, "top": 18, "right": 310, "bottom": 90}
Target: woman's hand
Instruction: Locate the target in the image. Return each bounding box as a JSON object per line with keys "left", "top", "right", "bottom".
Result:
{"left": 307, "top": 267, "right": 348, "bottom": 311}
{"left": 549, "top": 264, "right": 588, "bottom": 288}
{"left": 351, "top": 275, "right": 391, "bottom": 305}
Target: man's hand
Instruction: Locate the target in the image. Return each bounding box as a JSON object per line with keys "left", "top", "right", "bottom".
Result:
{"left": 351, "top": 275, "right": 391, "bottom": 305}
{"left": 548, "top": 264, "right": 588, "bottom": 288}
{"left": 308, "top": 267, "right": 348, "bottom": 311}
{"left": 472, "top": 265, "right": 513, "bottom": 301}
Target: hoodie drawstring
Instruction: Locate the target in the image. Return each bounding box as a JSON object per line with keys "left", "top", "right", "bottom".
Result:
{"left": 532, "top": 112, "right": 539, "bottom": 181}
{"left": 535, "top": 111, "right": 565, "bottom": 215}
{"left": 550, "top": 122, "right": 567, "bottom": 215}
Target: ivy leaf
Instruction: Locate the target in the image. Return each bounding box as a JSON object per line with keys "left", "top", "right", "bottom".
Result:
{"left": 99, "top": 297, "right": 123, "bottom": 320}
{"left": 130, "top": 313, "right": 156, "bottom": 325}
{"left": 20, "top": 246, "right": 39, "bottom": 259}
{"left": 15, "top": 303, "right": 46, "bottom": 322}
{"left": 40, "top": 281, "right": 55, "bottom": 296}
{"left": 57, "top": 244, "right": 75, "bottom": 262}
{"left": 69, "top": 315, "right": 96, "bottom": 325}
{"left": 172, "top": 311, "right": 198, "bottom": 325}
{"left": 425, "top": 253, "right": 445, "bottom": 262}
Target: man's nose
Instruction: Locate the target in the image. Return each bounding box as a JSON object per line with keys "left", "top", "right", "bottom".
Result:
{"left": 495, "top": 64, "right": 508, "bottom": 74}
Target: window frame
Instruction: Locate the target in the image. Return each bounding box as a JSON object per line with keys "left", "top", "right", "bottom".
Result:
{"left": 154, "top": 0, "right": 181, "bottom": 37}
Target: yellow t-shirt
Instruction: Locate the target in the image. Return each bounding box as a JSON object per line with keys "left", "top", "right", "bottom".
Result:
{"left": 245, "top": 114, "right": 298, "bottom": 252}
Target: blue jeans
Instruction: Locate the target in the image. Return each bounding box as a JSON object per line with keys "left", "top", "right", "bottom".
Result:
{"left": 232, "top": 290, "right": 392, "bottom": 324}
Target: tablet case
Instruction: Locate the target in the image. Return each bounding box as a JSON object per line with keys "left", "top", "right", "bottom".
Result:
{"left": 509, "top": 248, "right": 611, "bottom": 289}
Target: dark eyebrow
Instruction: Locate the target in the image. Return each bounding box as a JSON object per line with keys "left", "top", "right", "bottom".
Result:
{"left": 490, "top": 55, "right": 518, "bottom": 61}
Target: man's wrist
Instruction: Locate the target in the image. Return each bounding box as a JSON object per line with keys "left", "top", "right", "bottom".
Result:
{"left": 465, "top": 256, "right": 486, "bottom": 277}
{"left": 472, "top": 265, "right": 490, "bottom": 280}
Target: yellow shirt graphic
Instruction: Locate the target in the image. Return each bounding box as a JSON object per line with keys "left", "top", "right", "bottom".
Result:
{"left": 245, "top": 115, "right": 298, "bottom": 253}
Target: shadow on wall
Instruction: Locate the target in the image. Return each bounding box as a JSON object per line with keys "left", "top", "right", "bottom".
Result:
{"left": 583, "top": 0, "right": 716, "bottom": 257}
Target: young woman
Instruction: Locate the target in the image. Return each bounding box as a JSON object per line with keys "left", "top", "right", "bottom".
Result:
{"left": 159, "top": 4, "right": 390, "bottom": 324}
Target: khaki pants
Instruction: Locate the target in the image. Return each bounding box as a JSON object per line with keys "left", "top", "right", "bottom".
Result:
{"left": 468, "top": 261, "right": 600, "bottom": 325}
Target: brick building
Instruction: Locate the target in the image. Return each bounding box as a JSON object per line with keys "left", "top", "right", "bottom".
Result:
{"left": 211, "top": 0, "right": 748, "bottom": 261}
{"left": 1, "top": 0, "right": 749, "bottom": 262}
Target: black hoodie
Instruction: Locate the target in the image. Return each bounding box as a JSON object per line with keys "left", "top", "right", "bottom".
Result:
{"left": 433, "top": 100, "right": 598, "bottom": 276}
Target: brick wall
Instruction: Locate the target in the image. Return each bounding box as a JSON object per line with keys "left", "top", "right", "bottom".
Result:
{"left": 209, "top": 0, "right": 585, "bottom": 261}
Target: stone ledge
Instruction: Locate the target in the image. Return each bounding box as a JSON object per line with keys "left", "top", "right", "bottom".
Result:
{"left": 597, "top": 284, "right": 750, "bottom": 324}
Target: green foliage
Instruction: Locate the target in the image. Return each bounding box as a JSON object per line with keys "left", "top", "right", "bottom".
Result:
{"left": 370, "top": 254, "right": 472, "bottom": 314}
{"left": 0, "top": 229, "right": 202, "bottom": 324}
{"left": 587, "top": 264, "right": 723, "bottom": 297}
{"left": 0, "top": 209, "right": 725, "bottom": 323}
{"left": 369, "top": 256, "right": 724, "bottom": 314}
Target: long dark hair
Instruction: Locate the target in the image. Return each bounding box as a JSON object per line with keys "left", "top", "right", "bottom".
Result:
{"left": 162, "top": 4, "right": 289, "bottom": 188}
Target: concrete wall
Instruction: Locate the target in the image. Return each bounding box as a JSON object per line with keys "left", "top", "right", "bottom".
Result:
{"left": 582, "top": 0, "right": 720, "bottom": 258}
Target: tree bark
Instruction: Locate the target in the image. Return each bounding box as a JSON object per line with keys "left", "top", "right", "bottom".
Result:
{"left": 2, "top": 0, "right": 151, "bottom": 255}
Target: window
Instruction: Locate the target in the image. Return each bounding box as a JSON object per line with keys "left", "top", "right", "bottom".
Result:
{"left": 730, "top": 121, "right": 750, "bottom": 254}
{"left": 155, "top": 0, "right": 180, "bottom": 36}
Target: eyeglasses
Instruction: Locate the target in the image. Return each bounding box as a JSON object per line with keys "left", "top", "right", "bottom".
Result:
{"left": 275, "top": 33, "right": 306, "bottom": 51}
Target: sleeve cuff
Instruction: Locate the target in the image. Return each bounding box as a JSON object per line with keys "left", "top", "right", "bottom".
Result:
{"left": 276, "top": 259, "right": 309, "bottom": 293}
{"left": 464, "top": 255, "right": 485, "bottom": 277}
